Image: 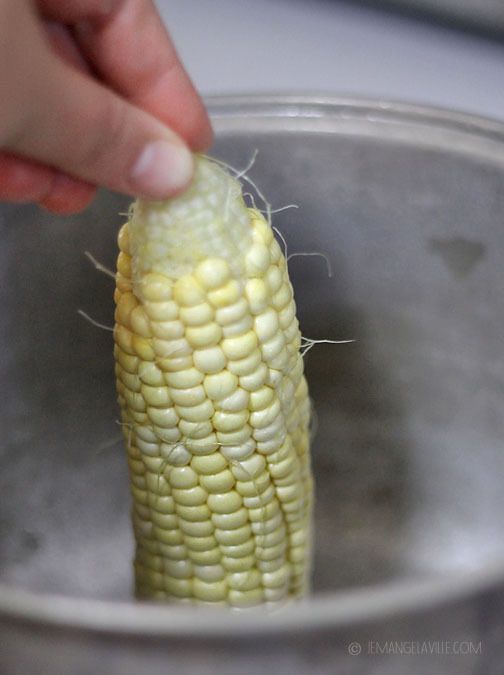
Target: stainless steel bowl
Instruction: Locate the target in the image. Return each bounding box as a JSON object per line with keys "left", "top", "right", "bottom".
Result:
{"left": 1, "top": 96, "right": 504, "bottom": 674}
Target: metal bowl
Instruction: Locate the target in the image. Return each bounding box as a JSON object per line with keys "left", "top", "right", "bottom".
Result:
{"left": 1, "top": 96, "right": 504, "bottom": 674}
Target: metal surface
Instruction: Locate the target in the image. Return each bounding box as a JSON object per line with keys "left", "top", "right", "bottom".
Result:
{"left": 1, "top": 96, "right": 504, "bottom": 673}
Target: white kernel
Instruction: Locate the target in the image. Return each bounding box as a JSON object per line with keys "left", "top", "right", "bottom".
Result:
{"left": 253, "top": 416, "right": 286, "bottom": 443}
{"left": 253, "top": 308, "right": 279, "bottom": 343}
{"left": 211, "top": 507, "right": 248, "bottom": 530}
{"left": 266, "top": 266, "right": 283, "bottom": 295}
{"left": 212, "top": 409, "right": 249, "bottom": 433}
{"left": 199, "top": 469, "right": 235, "bottom": 493}
{"left": 179, "top": 302, "right": 214, "bottom": 327}
{"left": 261, "top": 332, "right": 285, "bottom": 362}
{"left": 171, "top": 485, "right": 208, "bottom": 506}
{"left": 193, "top": 563, "right": 225, "bottom": 583}
{"left": 250, "top": 511, "right": 284, "bottom": 535}
{"left": 175, "top": 503, "right": 211, "bottom": 521}
{"left": 193, "top": 578, "right": 227, "bottom": 602}
{"left": 132, "top": 336, "right": 156, "bottom": 361}
{"left": 184, "top": 534, "right": 217, "bottom": 551}
{"left": 163, "top": 559, "right": 193, "bottom": 579}
{"left": 221, "top": 315, "right": 253, "bottom": 339}
{"left": 169, "top": 385, "right": 206, "bottom": 407}
{"left": 193, "top": 346, "right": 226, "bottom": 374}
{"left": 203, "top": 370, "right": 238, "bottom": 400}
{"left": 217, "top": 426, "right": 252, "bottom": 445}
{"left": 215, "top": 298, "right": 248, "bottom": 326}
{"left": 185, "top": 436, "right": 219, "bottom": 455}
{"left": 175, "top": 399, "right": 214, "bottom": 423}
{"left": 215, "top": 387, "right": 249, "bottom": 412}
{"left": 245, "top": 278, "right": 269, "bottom": 314}
{"left": 248, "top": 500, "right": 280, "bottom": 522}
{"left": 153, "top": 337, "right": 191, "bottom": 358}
{"left": 120, "top": 370, "right": 141, "bottom": 392}
{"left": 169, "top": 466, "right": 198, "bottom": 489}
{"left": 272, "top": 283, "right": 292, "bottom": 310}
{"left": 243, "top": 483, "right": 275, "bottom": 508}
{"left": 250, "top": 399, "right": 281, "bottom": 429}
{"left": 195, "top": 258, "right": 231, "bottom": 289}
{"left": 140, "top": 273, "right": 173, "bottom": 302}
{"left": 143, "top": 300, "right": 178, "bottom": 322}
{"left": 178, "top": 419, "right": 213, "bottom": 438}
{"left": 228, "top": 587, "right": 264, "bottom": 607}
{"left": 214, "top": 524, "right": 252, "bottom": 546}
{"left": 173, "top": 274, "right": 206, "bottom": 306}
{"left": 147, "top": 406, "right": 179, "bottom": 428}
{"left": 278, "top": 302, "right": 296, "bottom": 329}
{"left": 227, "top": 348, "right": 262, "bottom": 376}
{"left": 221, "top": 331, "right": 258, "bottom": 360}
{"left": 239, "top": 363, "right": 268, "bottom": 392}
{"left": 266, "top": 368, "right": 283, "bottom": 388}
{"left": 185, "top": 322, "right": 222, "bottom": 349}
{"left": 160, "top": 443, "right": 191, "bottom": 466}
{"left": 151, "top": 319, "right": 185, "bottom": 340}
{"left": 116, "top": 350, "right": 139, "bottom": 374}
{"left": 248, "top": 385, "right": 274, "bottom": 412}
{"left": 134, "top": 437, "right": 159, "bottom": 456}
{"left": 138, "top": 363, "right": 164, "bottom": 386}
{"left": 158, "top": 543, "right": 187, "bottom": 560}
{"left": 207, "top": 490, "right": 242, "bottom": 514}
{"left": 124, "top": 389, "right": 147, "bottom": 412}
{"left": 140, "top": 384, "right": 171, "bottom": 408}
{"left": 221, "top": 554, "right": 255, "bottom": 572}
{"left": 134, "top": 425, "right": 158, "bottom": 443}
{"left": 164, "top": 368, "right": 203, "bottom": 388}
{"left": 220, "top": 539, "right": 255, "bottom": 558}
{"left": 230, "top": 453, "right": 266, "bottom": 481}
{"left": 130, "top": 306, "right": 151, "bottom": 338}
{"left": 235, "top": 470, "right": 270, "bottom": 497}
{"left": 191, "top": 452, "right": 227, "bottom": 475}
{"left": 179, "top": 518, "right": 214, "bottom": 537}
{"left": 158, "top": 355, "right": 193, "bottom": 372}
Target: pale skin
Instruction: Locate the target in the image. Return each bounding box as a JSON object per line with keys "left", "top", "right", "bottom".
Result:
{"left": 0, "top": 0, "right": 213, "bottom": 214}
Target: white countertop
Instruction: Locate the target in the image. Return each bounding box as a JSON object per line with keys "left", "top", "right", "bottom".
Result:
{"left": 156, "top": 0, "right": 504, "bottom": 122}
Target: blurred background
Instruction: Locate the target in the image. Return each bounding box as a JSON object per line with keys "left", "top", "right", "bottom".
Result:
{"left": 155, "top": 0, "right": 504, "bottom": 121}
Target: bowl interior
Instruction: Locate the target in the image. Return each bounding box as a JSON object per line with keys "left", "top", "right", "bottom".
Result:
{"left": 1, "top": 99, "right": 504, "bottom": 603}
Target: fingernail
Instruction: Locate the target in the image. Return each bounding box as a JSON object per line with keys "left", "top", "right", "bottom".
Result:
{"left": 130, "top": 140, "right": 194, "bottom": 199}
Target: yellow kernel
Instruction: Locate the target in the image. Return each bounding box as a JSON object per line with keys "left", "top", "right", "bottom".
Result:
{"left": 153, "top": 337, "right": 191, "bottom": 358}
{"left": 160, "top": 443, "right": 191, "bottom": 466}
{"left": 272, "top": 283, "right": 292, "bottom": 310}
{"left": 191, "top": 452, "right": 227, "bottom": 475}
{"left": 185, "top": 322, "right": 222, "bottom": 348}
{"left": 254, "top": 308, "right": 279, "bottom": 343}
{"left": 203, "top": 371, "right": 238, "bottom": 400}
{"left": 116, "top": 292, "right": 138, "bottom": 328}
{"left": 220, "top": 539, "right": 255, "bottom": 558}
{"left": 134, "top": 425, "right": 158, "bottom": 443}
{"left": 146, "top": 406, "right": 178, "bottom": 427}
{"left": 255, "top": 540, "right": 287, "bottom": 561}
{"left": 193, "top": 346, "right": 226, "bottom": 374}
{"left": 278, "top": 302, "right": 296, "bottom": 329}
{"left": 245, "top": 242, "right": 270, "bottom": 277}
{"left": 261, "top": 332, "right": 285, "bottom": 362}
{"left": 243, "top": 483, "right": 276, "bottom": 508}
{"left": 251, "top": 215, "right": 273, "bottom": 245}
{"left": 179, "top": 302, "right": 214, "bottom": 327}
{"left": 215, "top": 387, "right": 249, "bottom": 413}
{"left": 228, "top": 587, "right": 264, "bottom": 607}
{"left": 171, "top": 486, "right": 208, "bottom": 506}
{"left": 130, "top": 306, "right": 151, "bottom": 338}
{"left": 265, "top": 265, "right": 283, "bottom": 294}
{"left": 184, "top": 535, "right": 217, "bottom": 551}
{"left": 187, "top": 548, "right": 222, "bottom": 566}
{"left": 230, "top": 453, "right": 266, "bottom": 481}
{"left": 173, "top": 274, "right": 206, "bottom": 307}
{"left": 199, "top": 469, "right": 235, "bottom": 493}
{"left": 221, "top": 554, "right": 255, "bottom": 572}
{"left": 151, "top": 496, "right": 175, "bottom": 514}
{"left": 144, "top": 300, "right": 178, "bottom": 322}
{"left": 132, "top": 336, "right": 156, "bottom": 361}
{"left": 219, "top": 438, "right": 256, "bottom": 462}
{"left": 117, "top": 225, "right": 130, "bottom": 254}
{"left": 175, "top": 503, "right": 211, "bottom": 521}
{"left": 207, "top": 279, "right": 241, "bottom": 308}
{"left": 114, "top": 324, "right": 135, "bottom": 355}
{"left": 228, "top": 568, "right": 261, "bottom": 591}
{"left": 248, "top": 386, "right": 274, "bottom": 412}
{"left": 211, "top": 507, "right": 248, "bottom": 530}
{"left": 193, "top": 563, "right": 225, "bottom": 582}
{"left": 193, "top": 578, "right": 227, "bottom": 602}
{"left": 116, "top": 349, "right": 138, "bottom": 374}
{"left": 169, "top": 385, "right": 206, "bottom": 407}
{"left": 120, "top": 370, "right": 141, "bottom": 392}
{"left": 164, "top": 368, "right": 203, "bottom": 388}
{"left": 221, "top": 331, "right": 258, "bottom": 360}
{"left": 256, "top": 557, "right": 283, "bottom": 573}
{"left": 248, "top": 500, "right": 280, "bottom": 522}
{"left": 158, "top": 543, "right": 188, "bottom": 560}
{"left": 176, "top": 399, "right": 214, "bottom": 423}
{"left": 179, "top": 518, "right": 214, "bottom": 537}
{"left": 163, "top": 559, "right": 193, "bottom": 579}
{"left": 245, "top": 278, "right": 269, "bottom": 314}
{"left": 207, "top": 490, "right": 242, "bottom": 514}
{"left": 124, "top": 389, "right": 147, "bottom": 413}
{"left": 151, "top": 319, "right": 185, "bottom": 340}
{"left": 140, "top": 272, "right": 173, "bottom": 301}
{"left": 269, "top": 454, "right": 297, "bottom": 479}
{"left": 117, "top": 252, "right": 132, "bottom": 279}
{"left": 169, "top": 466, "right": 198, "bottom": 489}
{"left": 163, "top": 577, "right": 192, "bottom": 598}
{"left": 138, "top": 363, "right": 164, "bottom": 386}
{"left": 140, "top": 384, "right": 171, "bottom": 408}
{"left": 215, "top": 524, "right": 252, "bottom": 546}
{"left": 215, "top": 298, "right": 248, "bottom": 326}
{"left": 212, "top": 409, "right": 249, "bottom": 433}
{"left": 158, "top": 355, "right": 193, "bottom": 372}
{"left": 227, "top": 348, "right": 262, "bottom": 376}
{"left": 150, "top": 511, "right": 178, "bottom": 529}
{"left": 195, "top": 257, "right": 231, "bottom": 289}
{"left": 216, "top": 426, "right": 253, "bottom": 445}
{"left": 239, "top": 363, "right": 268, "bottom": 392}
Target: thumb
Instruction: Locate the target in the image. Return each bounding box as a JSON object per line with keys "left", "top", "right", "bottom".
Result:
{"left": 3, "top": 30, "right": 194, "bottom": 200}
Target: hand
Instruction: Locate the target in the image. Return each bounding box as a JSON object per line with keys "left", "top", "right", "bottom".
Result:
{"left": 0, "top": 0, "right": 213, "bottom": 214}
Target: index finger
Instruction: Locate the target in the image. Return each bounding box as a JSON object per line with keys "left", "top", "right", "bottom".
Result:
{"left": 39, "top": 0, "right": 213, "bottom": 151}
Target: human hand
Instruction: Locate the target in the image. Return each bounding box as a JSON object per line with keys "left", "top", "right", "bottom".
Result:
{"left": 0, "top": 0, "right": 213, "bottom": 214}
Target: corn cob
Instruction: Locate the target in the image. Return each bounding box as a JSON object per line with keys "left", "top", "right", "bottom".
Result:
{"left": 114, "top": 155, "right": 313, "bottom": 607}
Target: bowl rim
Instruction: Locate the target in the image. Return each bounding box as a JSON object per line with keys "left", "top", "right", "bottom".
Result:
{"left": 2, "top": 94, "right": 504, "bottom": 639}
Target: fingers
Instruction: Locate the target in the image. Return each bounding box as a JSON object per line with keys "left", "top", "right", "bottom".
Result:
{"left": 1, "top": 4, "right": 196, "bottom": 201}
{"left": 39, "top": 0, "right": 213, "bottom": 151}
{"left": 0, "top": 152, "right": 96, "bottom": 214}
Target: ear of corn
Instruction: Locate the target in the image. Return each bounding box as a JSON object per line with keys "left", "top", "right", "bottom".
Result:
{"left": 114, "top": 155, "right": 313, "bottom": 608}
